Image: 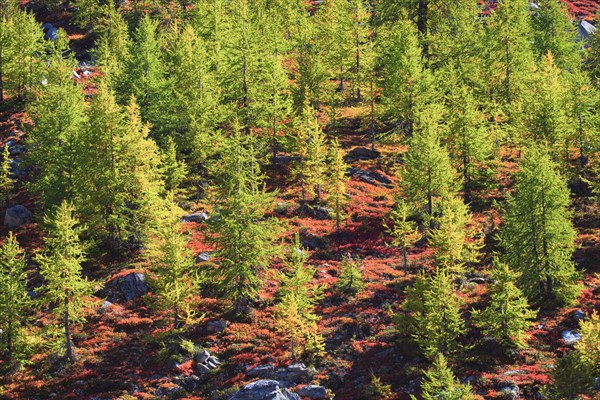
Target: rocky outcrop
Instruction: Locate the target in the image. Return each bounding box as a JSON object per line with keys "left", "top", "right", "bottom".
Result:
{"left": 105, "top": 272, "right": 149, "bottom": 302}
{"left": 229, "top": 380, "right": 300, "bottom": 400}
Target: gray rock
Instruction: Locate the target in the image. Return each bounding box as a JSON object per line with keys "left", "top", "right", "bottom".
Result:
{"left": 579, "top": 20, "right": 597, "bottom": 42}
{"left": 207, "top": 356, "right": 221, "bottom": 366}
{"left": 229, "top": 380, "right": 300, "bottom": 400}
{"left": 9, "top": 144, "right": 26, "bottom": 156}
{"left": 347, "top": 167, "right": 392, "bottom": 187}
{"left": 303, "top": 205, "right": 332, "bottom": 220}
{"left": 83, "top": 70, "right": 92, "bottom": 76}
{"left": 106, "top": 272, "right": 149, "bottom": 302}
{"left": 498, "top": 382, "right": 520, "bottom": 399}
{"left": 4, "top": 205, "right": 33, "bottom": 229}
{"left": 181, "top": 212, "right": 209, "bottom": 223}
{"left": 572, "top": 309, "right": 586, "bottom": 321}
{"left": 247, "top": 364, "right": 275, "bottom": 378}
{"left": 562, "top": 330, "right": 582, "bottom": 345}
{"left": 97, "top": 301, "right": 113, "bottom": 314}
{"left": 344, "top": 147, "right": 380, "bottom": 163}
{"left": 73, "top": 70, "right": 81, "bottom": 79}
{"left": 196, "top": 363, "right": 210, "bottom": 374}
{"left": 275, "top": 363, "right": 312, "bottom": 383}
{"left": 594, "top": 377, "right": 600, "bottom": 391}
{"left": 297, "top": 385, "right": 328, "bottom": 399}
{"left": 195, "top": 252, "right": 212, "bottom": 263}
{"left": 206, "top": 320, "right": 229, "bottom": 333}
{"left": 194, "top": 349, "right": 210, "bottom": 364}
{"left": 42, "top": 23, "right": 59, "bottom": 41}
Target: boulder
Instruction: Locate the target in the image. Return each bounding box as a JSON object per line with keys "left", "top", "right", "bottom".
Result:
{"left": 4, "top": 205, "right": 33, "bottom": 229}
{"left": 41, "top": 23, "right": 59, "bottom": 41}
{"left": 578, "top": 20, "right": 597, "bottom": 42}
{"left": 206, "top": 320, "right": 229, "bottom": 333}
{"left": 106, "top": 272, "right": 149, "bottom": 302}
{"left": 572, "top": 309, "right": 586, "bottom": 321}
{"left": 344, "top": 147, "right": 380, "bottom": 163}
{"left": 297, "top": 385, "right": 328, "bottom": 399}
{"left": 498, "top": 382, "right": 520, "bottom": 400}
{"left": 195, "top": 252, "right": 213, "bottom": 263}
{"left": 73, "top": 70, "right": 81, "bottom": 79}
{"left": 247, "top": 364, "right": 275, "bottom": 378}
{"left": 562, "top": 330, "right": 582, "bottom": 345}
{"left": 275, "top": 363, "right": 313, "bottom": 383}
{"left": 347, "top": 168, "right": 392, "bottom": 187}
{"left": 181, "top": 212, "right": 209, "bottom": 223}
{"left": 196, "top": 363, "right": 210, "bottom": 374}
{"left": 302, "top": 205, "right": 332, "bottom": 220}
{"left": 194, "top": 349, "right": 211, "bottom": 364}
{"left": 97, "top": 301, "right": 113, "bottom": 314}
{"left": 230, "top": 380, "right": 300, "bottom": 400}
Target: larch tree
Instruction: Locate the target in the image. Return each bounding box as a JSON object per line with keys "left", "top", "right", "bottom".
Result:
{"left": 336, "top": 254, "right": 365, "bottom": 296}
{"left": 500, "top": 146, "right": 581, "bottom": 306}
{"left": 472, "top": 261, "right": 537, "bottom": 348}
{"left": 412, "top": 353, "right": 476, "bottom": 400}
{"left": 400, "top": 105, "right": 458, "bottom": 222}
{"left": 0, "top": 232, "right": 31, "bottom": 363}
{"left": 383, "top": 199, "right": 420, "bottom": 274}
{"left": 525, "top": 52, "right": 572, "bottom": 160}
{"left": 26, "top": 47, "right": 86, "bottom": 210}
{"left": 0, "top": 145, "right": 14, "bottom": 207}
{"left": 531, "top": 0, "right": 581, "bottom": 72}
{"left": 37, "top": 201, "right": 98, "bottom": 364}
{"left": 410, "top": 269, "right": 466, "bottom": 357}
{"left": 428, "top": 195, "right": 476, "bottom": 274}
{"left": 3, "top": 9, "right": 46, "bottom": 101}
{"left": 483, "top": 0, "right": 535, "bottom": 122}
{"left": 160, "top": 137, "right": 188, "bottom": 193}
{"left": 377, "top": 18, "right": 436, "bottom": 135}
{"left": 120, "top": 15, "right": 170, "bottom": 141}
{"left": 438, "top": 65, "right": 494, "bottom": 200}
{"left": 207, "top": 129, "right": 280, "bottom": 315}
{"left": 292, "top": 100, "right": 328, "bottom": 202}
{"left": 148, "top": 201, "right": 199, "bottom": 331}
{"left": 326, "top": 138, "right": 348, "bottom": 231}
{"left": 93, "top": 5, "right": 130, "bottom": 90}
{"left": 164, "top": 23, "right": 222, "bottom": 160}
{"left": 275, "top": 233, "right": 325, "bottom": 361}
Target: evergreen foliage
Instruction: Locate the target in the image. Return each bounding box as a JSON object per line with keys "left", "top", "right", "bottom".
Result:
{"left": 37, "top": 201, "right": 98, "bottom": 363}
{"left": 472, "top": 261, "right": 537, "bottom": 348}
{"left": 336, "top": 254, "right": 365, "bottom": 296}
{"left": 412, "top": 353, "right": 475, "bottom": 400}
{"left": 500, "top": 146, "right": 581, "bottom": 306}
{"left": 0, "top": 233, "right": 30, "bottom": 363}
{"left": 383, "top": 199, "right": 420, "bottom": 274}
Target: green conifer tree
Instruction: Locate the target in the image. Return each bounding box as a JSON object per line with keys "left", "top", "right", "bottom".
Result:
{"left": 0, "top": 145, "right": 14, "bottom": 207}
{"left": 207, "top": 129, "right": 280, "bottom": 314}
{"left": 401, "top": 105, "right": 458, "bottom": 221}
{"left": 412, "top": 353, "right": 475, "bottom": 400}
{"left": 37, "top": 201, "right": 97, "bottom": 363}
{"left": 377, "top": 18, "right": 436, "bottom": 135}
{"left": 149, "top": 201, "right": 199, "bottom": 331}
{"left": 336, "top": 254, "right": 365, "bottom": 296}
{"left": 275, "top": 233, "right": 325, "bottom": 360}
{"left": 161, "top": 137, "right": 188, "bottom": 193}
{"left": 428, "top": 195, "right": 476, "bottom": 274}
{"left": 0, "top": 232, "right": 30, "bottom": 363}
{"left": 26, "top": 51, "right": 86, "bottom": 210}
{"left": 384, "top": 199, "right": 420, "bottom": 274}
{"left": 500, "top": 146, "right": 581, "bottom": 306}
{"left": 472, "top": 261, "right": 537, "bottom": 348}
{"left": 327, "top": 139, "right": 348, "bottom": 231}
{"left": 411, "top": 269, "right": 466, "bottom": 357}
{"left": 531, "top": 0, "right": 581, "bottom": 72}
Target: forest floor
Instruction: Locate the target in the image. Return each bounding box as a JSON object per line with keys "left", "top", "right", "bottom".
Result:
{"left": 1, "top": 2, "right": 600, "bottom": 400}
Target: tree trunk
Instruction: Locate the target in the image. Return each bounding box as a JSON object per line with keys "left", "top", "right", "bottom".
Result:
{"left": 0, "top": 41, "right": 4, "bottom": 104}
{"left": 403, "top": 247, "right": 408, "bottom": 275}
{"left": 417, "top": 0, "right": 428, "bottom": 60}
{"left": 64, "top": 297, "right": 74, "bottom": 363}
